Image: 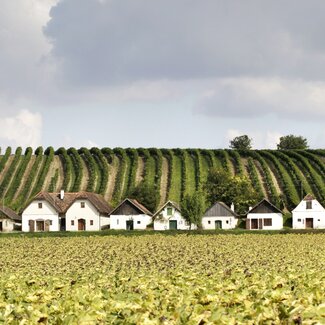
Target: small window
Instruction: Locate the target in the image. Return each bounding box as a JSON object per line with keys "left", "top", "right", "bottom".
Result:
{"left": 90, "top": 220, "right": 94, "bottom": 226}
{"left": 318, "top": 219, "right": 321, "bottom": 222}
{"left": 49, "top": 220, "right": 53, "bottom": 226}
{"left": 71, "top": 220, "right": 74, "bottom": 226}
{"left": 298, "top": 219, "right": 301, "bottom": 222}
{"left": 208, "top": 220, "right": 211, "bottom": 224}
{"left": 167, "top": 207, "right": 173, "bottom": 216}
{"left": 117, "top": 219, "right": 119, "bottom": 225}
{"left": 137, "top": 221, "right": 141, "bottom": 224}
{"left": 38, "top": 202, "right": 42, "bottom": 209}
{"left": 263, "top": 218, "right": 272, "bottom": 226}
{"left": 306, "top": 201, "right": 312, "bottom": 209}
{"left": 226, "top": 220, "right": 229, "bottom": 224}
{"left": 81, "top": 202, "right": 85, "bottom": 208}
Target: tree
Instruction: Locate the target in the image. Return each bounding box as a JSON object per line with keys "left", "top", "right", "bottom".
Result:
{"left": 204, "top": 169, "right": 258, "bottom": 214}
{"left": 229, "top": 135, "right": 252, "bottom": 150}
{"left": 181, "top": 190, "right": 206, "bottom": 229}
{"left": 277, "top": 135, "right": 308, "bottom": 150}
{"left": 128, "top": 181, "right": 159, "bottom": 213}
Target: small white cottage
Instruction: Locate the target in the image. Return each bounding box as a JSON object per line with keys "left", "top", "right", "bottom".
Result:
{"left": 202, "top": 202, "right": 238, "bottom": 230}
{"left": 292, "top": 194, "right": 325, "bottom": 229}
{"left": 22, "top": 190, "right": 111, "bottom": 232}
{"left": 0, "top": 206, "right": 21, "bottom": 232}
{"left": 246, "top": 199, "right": 283, "bottom": 230}
{"left": 109, "top": 198, "right": 152, "bottom": 230}
{"left": 153, "top": 201, "right": 195, "bottom": 230}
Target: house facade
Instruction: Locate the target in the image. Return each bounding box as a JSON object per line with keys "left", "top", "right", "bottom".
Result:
{"left": 246, "top": 199, "right": 283, "bottom": 230}
{"left": 110, "top": 198, "right": 152, "bottom": 230}
{"left": 153, "top": 201, "right": 195, "bottom": 230}
{"left": 292, "top": 194, "right": 325, "bottom": 229}
{"left": 202, "top": 202, "right": 238, "bottom": 230}
{"left": 22, "top": 191, "right": 111, "bottom": 232}
{"left": 0, "top": 206, "right": 21, "bottom": 232}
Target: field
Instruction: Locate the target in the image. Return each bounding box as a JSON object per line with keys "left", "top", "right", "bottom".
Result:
{"left": 1, "top": 234, "right": 325, "bottom": 323}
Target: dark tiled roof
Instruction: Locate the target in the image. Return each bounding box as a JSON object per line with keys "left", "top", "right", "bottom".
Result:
{"left": 153, "top": 200, "right": 181, "bottom": 217}
{"left": 247, "top": 198, "right": 282, "bottom": 215}
{"left": 34, "top": 191, "right": 112, "bottom": 214}
{"left": 0, "top": 206, "right": 21, "bottom": 221}
{"left": 203, "top": 201, "right": 238, "bottom": 217}
{"left": 110, "top": 198, "right": 153, "bottom": 216}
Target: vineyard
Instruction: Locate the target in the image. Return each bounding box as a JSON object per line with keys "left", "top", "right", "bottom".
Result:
{"left": 1, "top": 234, "right": 325, "bottom": 323}
{"left": 0, "top": 147, "right": 324, "bottom": 212}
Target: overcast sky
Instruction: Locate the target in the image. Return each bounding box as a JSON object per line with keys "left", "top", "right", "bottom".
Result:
{"left": 1, "top": 0, "right": 325, "bottom": 149}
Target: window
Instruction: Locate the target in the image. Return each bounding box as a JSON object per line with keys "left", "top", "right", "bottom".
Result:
{"left": 137, "top": 221, "right": 141, "bottom": 224}
{"left": 208, "top": 220, "right": 211, "bottom": 224}
{"left": 49, "top": 220, "right": 53, "bottom": 226}
{"left": 298, "top": 219, "right": 301, "bottom": 222}
{"left": 263, "top": 218, "right": 272, "bottom": 226}
{"left": 167, "top": 207, "right": 173, "bottom": 216}
{"left": 71, "top": 220, "right": 74, "bottom": 226}
{"left": 38, "top": 202, "right": 42, "bottom": 209}
{"left": 90, "top": 220, "right": 94, "bottom": 226}
{"left": 81, "top": 202, "right": 85, "bottom": 208}
{"left": 226, "top": 220, "right": 229, "bottom": 224}
{"left": 117, "top": 219, "right": 119, "bottom": 225}
{"left": 306, "top": 201, "right": 312, "bottom": 209}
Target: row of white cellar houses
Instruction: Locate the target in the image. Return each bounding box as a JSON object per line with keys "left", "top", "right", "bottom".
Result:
{"left": 0, "top": 190, "right": 324, "bottom": 232}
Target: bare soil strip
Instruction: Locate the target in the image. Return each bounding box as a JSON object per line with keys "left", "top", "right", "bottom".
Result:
{"left": 135, "top": 156, "right": 144, "bottom": 186}
{"left": 105, "top": 156, "right": 119, "bottom": 201}
{"left": 159, "top": 156, "right": 169, "bottom": 206}
{"left": 79, "top": 158, "right": 89, "bottom": 191}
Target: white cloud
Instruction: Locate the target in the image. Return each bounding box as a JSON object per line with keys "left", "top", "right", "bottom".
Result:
{"left": 0, "top": 110, "right": 42, "bottom": 148}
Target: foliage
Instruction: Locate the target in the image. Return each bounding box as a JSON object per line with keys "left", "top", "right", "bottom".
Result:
{"left": 277, "top": 135, "right": 308, "bottom": 150}
{"left": 79, "top": 147, "right": 98, "bottom": 192}
{"left": 204, "top": 168, "right": 258, "bottom": 214}
{"left": 56, "top": 147, "right": 73, "bottom": 191}
{"left": 0, "top": 147, "right": 11, "bottom": 174}
{"left": 91, "top": 147, "right": 109, "bottom": 195}
{"left": 181, "top": 190, "right": 205, "bottom": 228}
{"left": 67, "top": 148, "right": 84, "bottom": 192}
{"left": 229, "top": 134, "right": 252, "bottom": 150}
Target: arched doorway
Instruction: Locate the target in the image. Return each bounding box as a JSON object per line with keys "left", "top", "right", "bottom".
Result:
{"left": 78, "top": 219, "right": 86, "bottom": 231}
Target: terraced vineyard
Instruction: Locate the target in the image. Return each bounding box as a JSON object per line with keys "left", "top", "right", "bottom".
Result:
{"left": 0, "top": 147, "right": 324, "bottom": 212}
{"left": 1, "top": 234, "right": 325, "bottom": 323}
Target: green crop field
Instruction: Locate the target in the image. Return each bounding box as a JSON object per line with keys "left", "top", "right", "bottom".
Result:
{"left": 1, "top": 234, "right": 325, "bottom": 323}
{"left": 0, "top": 147, "right": 324, "bottom": 212}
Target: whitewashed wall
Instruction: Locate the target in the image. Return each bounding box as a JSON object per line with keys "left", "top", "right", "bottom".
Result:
{"left": 154, "top": 207, "right": 195, "bottom": 230}
{"left": 292, "top": 199, "right": 325, "bottom": 229}
{"left": 0, "top": 218, "right": 16, "bottom": 232}
{"left": 110, "top": 214, "right": 152, "bottom": 230}
{"left": 22, "top": 201, "right": 59, "bottom": 232}
{"left": 202, "top": 216, "right": 237, "bottom": 230}
{"left": 247, "top": 212, "right": 283, "bottom": 230}
{"left": 65, "top": 199, "right": 109, "bottom": 231}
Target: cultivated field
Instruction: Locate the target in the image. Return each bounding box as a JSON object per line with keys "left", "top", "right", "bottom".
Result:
{"left": 0, "top": 234, "right": 325, "bottom": 323}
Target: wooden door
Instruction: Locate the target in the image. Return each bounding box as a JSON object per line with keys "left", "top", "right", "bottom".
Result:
{"left": 169, "top": 220, "right": 177, "bottom": 230}
{"left": 45, "top": 220, "right": 51, "bottom": 232}
{"left": 29, "top": 220, "right": 35, "bottom": 232}
{"left": 126, "top": 220, "right": 134, "bottom": 230}
{"left": 0, "top": 222, "right": 2, "bottom": 232}
{"left": 78, "top": 219, "right": 85, "bottom": 231}
{"left": 215, "top": 220, "right": 222, "bottom": 229}
{"left": 258, "top": 219, "right": 263, "bottom": 230}
{"left": 306, "top": 218, "right": 314, "bottom": 229}
{"left": 36, "top": 220, "right": 44, "bottom": 232}
{"left": 251, "top": 219, "right": 258, "bottom": 229}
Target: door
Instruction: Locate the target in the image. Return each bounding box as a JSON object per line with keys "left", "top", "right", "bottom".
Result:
{"left": 29, "top": 220, "right": 35, "bottom": 232}
{"left": 0, "top": 222, "right": 2, "bottom": 232}
{"left": 126, "top": 220, "right": 134, "bottom": 230}
{"left": 169, "top": 220, "right": 177, "bottom": 230}
{"left": 215, "top": 220, "right": 222, "bottom": 229}
{"left": 251, "top": 219, "right": 258, "bottom": 230}
{"left": 45, "top": 220, "right": 51, "bottom": 232}
{"left": 306, "top": 218, "right": 314, "bottom": 229}
{"left": 36, "top": 220, "right": 44, "bottom": 232}
{"left": 78, "top": 219, "right": 86, "bottom": 231}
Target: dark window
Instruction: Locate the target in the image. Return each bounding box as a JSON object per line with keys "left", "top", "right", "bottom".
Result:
{"left": 137, "top": 221, "right": 141, "bottom": 224}
{"left": 208, "top": 220, "right": 211, "bottom": 224}
{"left": 226, "top": 220, "right": 229, "bottom": 224}
{"left": 306, "top": 201, "right": 312, "bottom": 209}
{"left": 298, "top": 219, "right": 301, "bottom": 222}
{"left": 49, "top": 220, "right": 52, "bottom": 226}
{"left": 38, "top": 202, "right": 42, "bottom": 209}
{"left": 81, "top": 202, "right": 85, "bottom": 208}
{"left": 71, "top": 220, "right": 74, "bottom": 226}
{"left": 90, "top": 220, "right": 94, "bottom": 226}
{"left": 263, "top": 218, "right": 272, "bottom": 226}
{"left": 167, "top": 207, "right": 173, "bottom": 216}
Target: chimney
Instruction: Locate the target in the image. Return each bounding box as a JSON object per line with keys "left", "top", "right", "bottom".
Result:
{"left": 230, "top": 203, "right": 235, "bottom": 212}
{"left": 60, "top": 189, "right": 65, "bottom": 200}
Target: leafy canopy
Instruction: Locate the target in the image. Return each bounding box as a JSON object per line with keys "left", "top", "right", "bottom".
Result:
{"left": 277, "top": 135, "right": 308, "bottom": 150}
{"left": 229, "top": 135, "right": 252, "bottom": 150}
{"left": 204, "top": 169, "right": 258, "bottom": 214}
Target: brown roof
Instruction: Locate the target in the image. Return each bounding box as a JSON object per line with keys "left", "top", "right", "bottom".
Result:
{"left": 203, "top": 201, "right": 238, "bottom": 217}
{"left": 247, "top": 198, "right": 282, "bottom": 215}
{"left": 34, "top": 191, "right": 112, "bottom": 214}
{"left": 303, "top": 194, "right": 315, "bottom": 201}
{"left": 0, "top": 206, "right": 21, "bottom": 221}
{"left": 153, "top": 200, "right": 181, "bottom": 217}
{"left": 110, "top": 198, "right": 153, "bottom": 216}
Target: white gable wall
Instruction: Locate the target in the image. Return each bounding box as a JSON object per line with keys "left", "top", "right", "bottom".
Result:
{"left": 0, "top": 218, "right": 16, "bottom": 232}
{"left": 247, "top": 212, "right": 283, "bottom": 230}
{"left": 65, "top": 199, "right": 109, "bottom": 231}
{"left": 202, "top": 216, "right": 237, "bottom": 230}
{"left": 110, "top": 214, "right": 152, "bottom": 230}
{"left": 22, "top": 200, "right": 59, "bottom": 232}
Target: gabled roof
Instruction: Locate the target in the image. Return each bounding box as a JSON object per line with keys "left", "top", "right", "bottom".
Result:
{"left": 31, "top": 191, "right": 112, "bottom": 214}
{"left": 203, "top": 202, "right": 238, "bottom": 217}
{"left": 303, "top": 194, "right": 315, "bottom": 201}
{"left": 247, "top": 199, "right": 282, "bottom": 215}
{"left": 0, "top": 206, "right": 21, "bottom": 221}
{"left": 153, "top": 200, "right": 181, "bottom": 217}
{"left": 110, "top": 198, "right": 153, "bottom": 216}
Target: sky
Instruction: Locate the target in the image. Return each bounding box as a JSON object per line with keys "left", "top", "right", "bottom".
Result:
{"left": 1, "top": 0, "right": 325, "bottom": 150}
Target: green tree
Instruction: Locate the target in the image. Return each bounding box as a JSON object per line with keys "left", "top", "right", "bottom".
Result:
{"left": 277, "top": 135, "right": 308, "bottom": 150}
{"left": 181, "top": 190, "right": 206, "bottom": 229}
{"left": 229, "top": 135, "right": 252, "bottom": 150}
{"left": 128, "top": 181, "right": 159, "bottom": 213}
{"left": 204, "top": 168, "right": 258, "bottom": 214}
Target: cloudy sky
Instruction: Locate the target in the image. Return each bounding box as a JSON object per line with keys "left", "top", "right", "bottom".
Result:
{"left": 1, "top": 0, "right": 325, "bottom": 149}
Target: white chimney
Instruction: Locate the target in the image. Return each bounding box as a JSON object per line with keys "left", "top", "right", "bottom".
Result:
{"left": 60, "top": 190, "right": 65, "bottom": 200}
{"left": 231, "top": 203, "right": 235, "bottom": 212}
{"left": 249, "top": 206, "right": 252, "bottom": 211}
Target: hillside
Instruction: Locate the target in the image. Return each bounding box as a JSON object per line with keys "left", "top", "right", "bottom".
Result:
{"left": 0, "top": 147, "right": 324, "bottom": 213}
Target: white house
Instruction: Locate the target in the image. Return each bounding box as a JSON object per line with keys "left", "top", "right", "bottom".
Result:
{"left": 22, "top": 190, "right": 111, "bottom": 232}
{"left": 153, "top": 201, "right": 195, "bottom": 230}
{"left": 202, "top": 202, "right": 238, "bottom": 230}
{"left": 292, "top": 194, "right": 325, "bottom": 229}
{"left": 110, "top": 198, "right": 152, "bottom": 230}
{"left": 0, "top": 206, "right": 21, "bottom": 232}
{"left": 246, "top": 199, "right": 283, "bottom": 230}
